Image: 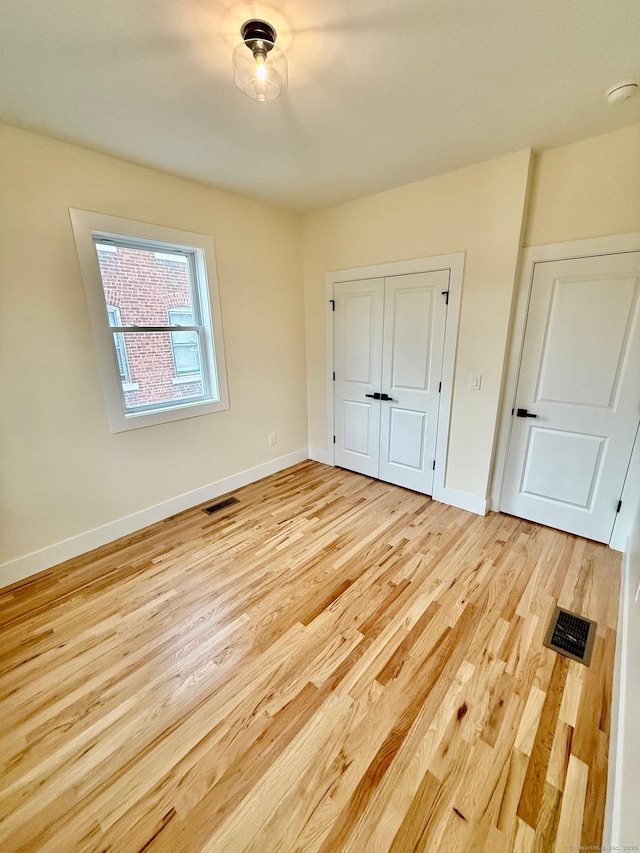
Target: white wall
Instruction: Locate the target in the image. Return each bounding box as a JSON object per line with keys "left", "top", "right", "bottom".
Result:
{"left": 611, "top": 477, "right": 640, "bottom": 845}
{"left": 302, "top": 149, "right": 533, "bottom": 502}
{"left": 525, "top": 124, "right": 640, "bottom": 247}
{"left": 2, "top": 122, "right": 639, "bottom": 587}
{"left": 0, "top": 123, "right": 308, "bottom": 583}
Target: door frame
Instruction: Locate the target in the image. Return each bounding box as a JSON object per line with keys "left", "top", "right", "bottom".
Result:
{"left": 324, "top": 252, "right": 464, "bottom": 506}
{"left": 491, "top": 232, "right": 640, "bottom": 549}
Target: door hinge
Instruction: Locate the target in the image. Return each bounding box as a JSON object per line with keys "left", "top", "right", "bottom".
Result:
{"left": 333, "top": 435, "right": 336, "bottom": 444}
{"left": 441, "top": 290, "right": 449, "bottom": 305}
{"left": 332, "top": 371, "right": 336, "bottom": 381}
{"left": 432, "top": 460, "right": 436, "bottom": 470}
{"left": 330, "top": 299, "right": 335, "bottom": 311}
{"left": 438, "top": 381, "right": 442, "bottom": 393}
{"left": 617, "top": 500, "right": 622, "bottom": 513}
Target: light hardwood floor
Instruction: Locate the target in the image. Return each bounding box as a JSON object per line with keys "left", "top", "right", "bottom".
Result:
{"left": 0, "top": 462, "right": 620, "bottom": 852}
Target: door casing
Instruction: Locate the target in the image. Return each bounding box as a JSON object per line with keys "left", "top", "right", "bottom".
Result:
{"left": 491, "top": 232, "right": 640, "bottom": 550}
{"left": 324, "top": 253, "right": 465, "bottom": 509}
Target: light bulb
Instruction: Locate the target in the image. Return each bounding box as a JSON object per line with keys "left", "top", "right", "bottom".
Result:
{"left": 255, "top": 58, "right": 268, "bottom": 81}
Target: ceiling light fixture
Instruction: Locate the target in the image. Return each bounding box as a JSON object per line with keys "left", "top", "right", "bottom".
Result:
{"left": 233, "top": 19, "right": 287, "bottom": 102}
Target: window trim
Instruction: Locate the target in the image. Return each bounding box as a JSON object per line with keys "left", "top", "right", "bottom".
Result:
{"left": 70, "top": 209, "right": 229, "bottom": 432}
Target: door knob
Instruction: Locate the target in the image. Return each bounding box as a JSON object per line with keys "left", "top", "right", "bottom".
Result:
{"left": 365, "top": 392, "right": 381, "bottom": 400}
{"left": 516, "top": 408, "right": 538, "bottom": 418}
{"left": 380, "top": 393, "right": 395, "bottom": 402}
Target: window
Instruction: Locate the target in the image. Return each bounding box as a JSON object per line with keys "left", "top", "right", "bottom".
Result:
{"left": 167, "top": 308, "right": 201, "bottom": 378}
{"left": 70, "top": 210, "right": 229, "bottom": 432}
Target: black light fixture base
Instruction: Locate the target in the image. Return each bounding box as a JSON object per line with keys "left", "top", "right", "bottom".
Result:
{"left": 241, "top": 19, "right": 277, "bottom": 49}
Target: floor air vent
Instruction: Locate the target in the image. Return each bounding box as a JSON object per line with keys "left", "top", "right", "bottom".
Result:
{"left": 203, "top": 496, "right": 240, "bottom": 515}
{"left": 543, "top": 606, "right": 597, "bottom": 666}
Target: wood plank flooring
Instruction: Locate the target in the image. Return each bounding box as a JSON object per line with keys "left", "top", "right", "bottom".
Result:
{"left": 0, "top": 461, "right": 620, "bottom": 852}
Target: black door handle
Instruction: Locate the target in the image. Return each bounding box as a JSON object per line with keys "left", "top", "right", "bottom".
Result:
{"left": 365, "top": 392, "right": 396, "bottom": 401}
{"left": 516, "top": 408, "right": 538, "bottom": 418}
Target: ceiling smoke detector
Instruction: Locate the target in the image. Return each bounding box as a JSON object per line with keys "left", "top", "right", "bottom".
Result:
{"left": 606, "top": 81, "right": 638, "bottom": 104}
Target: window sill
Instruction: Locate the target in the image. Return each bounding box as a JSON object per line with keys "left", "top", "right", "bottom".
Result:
{"left": 117, "top": 396, "right": 228, "bottom": 431}
{"left": 172, "top": 374, "right": 201, "bottom": 385}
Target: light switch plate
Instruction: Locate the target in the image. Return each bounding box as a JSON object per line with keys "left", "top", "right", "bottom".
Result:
{"left": 469, "top": 374, "right": 482, "bottom": 390}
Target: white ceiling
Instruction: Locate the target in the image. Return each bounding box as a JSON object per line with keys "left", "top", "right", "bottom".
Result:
{"left": 1, "top": 0, "right": 639, "bottom": 211}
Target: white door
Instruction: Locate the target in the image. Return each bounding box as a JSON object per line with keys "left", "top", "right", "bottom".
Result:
{"left": 334, "top": 278, "right": 384, "bottom": 477}
{"left": 501, "top": 252, "right": 640, "bottom": 542}
{"left": 378, "top": 271, "right": 448, "bottom": 492}
{"left": 334, "top": 270, "right": 449, "bottom": 494}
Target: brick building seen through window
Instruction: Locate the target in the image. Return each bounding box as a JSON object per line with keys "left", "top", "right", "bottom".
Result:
{"left": 97, "top": 244, "right": 203, "bottom": 409}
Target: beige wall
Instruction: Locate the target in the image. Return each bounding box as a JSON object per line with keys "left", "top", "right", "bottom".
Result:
{"left": 0, "top": 124, "right": 307, "bottom": 568}
{"left": 525, "top": 124, "right": 640, "bottom": 246}
{"left": 4, "top": 121, "right": 640, "bottom": 575}
{"left": 302, "top": 149, "right": 532, "bottom": 499}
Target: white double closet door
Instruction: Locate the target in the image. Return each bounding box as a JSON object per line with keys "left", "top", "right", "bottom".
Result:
{"left": 334, "top": 270, "right": 448, "bottom": 495}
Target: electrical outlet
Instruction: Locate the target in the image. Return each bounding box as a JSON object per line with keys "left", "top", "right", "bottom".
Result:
{"left": 269, "top": 432, "right": 277, "bottom": 446}
{"left": 469, "top": 374, "right": 482, "bottom": 391}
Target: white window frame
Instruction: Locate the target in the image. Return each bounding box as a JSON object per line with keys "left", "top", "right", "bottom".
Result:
{"left": 70, "top": 209, "right": 229, "bottom": 432}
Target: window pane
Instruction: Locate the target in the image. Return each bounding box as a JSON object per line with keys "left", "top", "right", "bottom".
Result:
{"left": 107, "top": 306, "right": 131, "bottom": 383}
{"left": 168, "top": 309, "right": 193, "bottom": 326}
{"left": 96, "top": 245, "right": 194, "bottom": 327}
{"left": 167, "top": 308, "right": 200, "bottom": 376}
{"left": 173, "top": 335, "right": 200, "bottom": 375}
{"left": 119, "top": 331, "right": 205, "bottom": 411}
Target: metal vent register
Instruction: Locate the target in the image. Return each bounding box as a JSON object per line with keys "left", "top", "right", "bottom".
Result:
{"left": 543, "top": 606, "right": 597, "bottom": 666}
{"left": 203, "top": 496, "right": 240, "bottom": 515}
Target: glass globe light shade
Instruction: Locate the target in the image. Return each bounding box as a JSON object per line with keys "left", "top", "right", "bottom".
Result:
{"left": 232, "top": 40, "right": 288, "bottom": 102}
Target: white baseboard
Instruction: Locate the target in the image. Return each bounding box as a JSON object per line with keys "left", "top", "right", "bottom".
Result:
{"left": 306, "top": 452, "right": 488, "bottom": 516}
{"left": 0, "top": 448, "right": 309, "bottom": 590}
{"left": 308, "top": 446, "right": 334, "bottom": 465}
{"left": 433, "top": 486, "right": 488, "bottom": 516}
